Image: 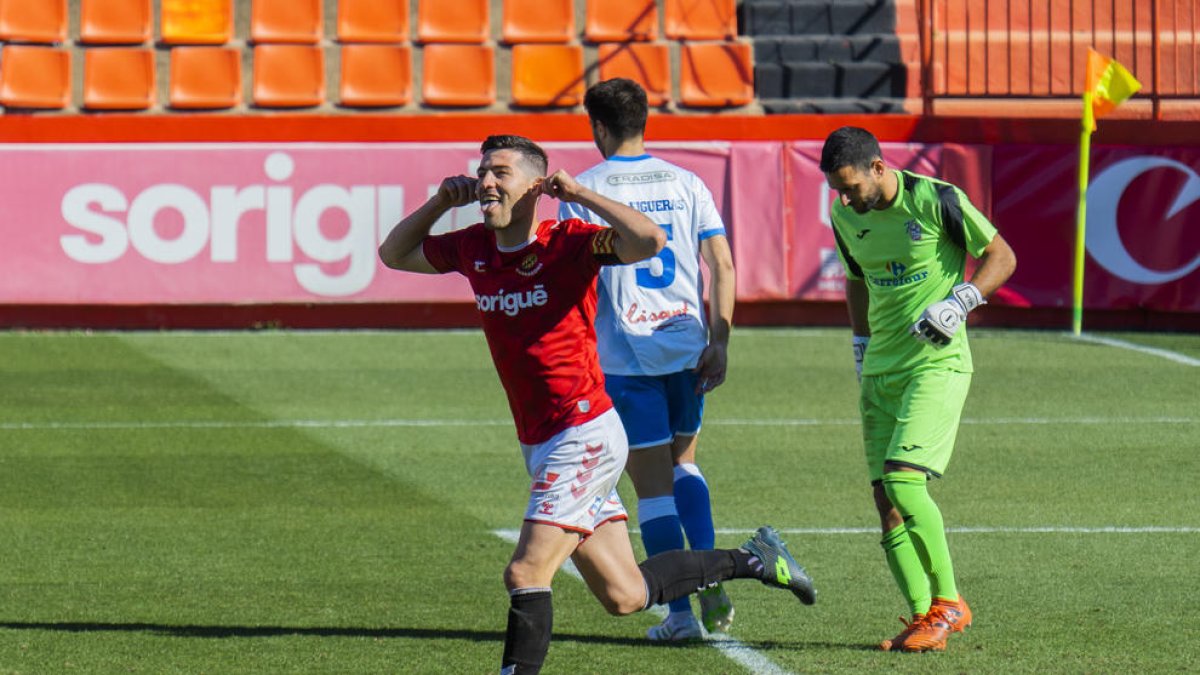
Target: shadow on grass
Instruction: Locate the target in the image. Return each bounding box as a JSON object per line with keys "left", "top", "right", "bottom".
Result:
{"left": 0, "top": 621, "right": 638, "bottom": 647}
{"left": 0, "top": 621, "right": 856, "bottom": 651}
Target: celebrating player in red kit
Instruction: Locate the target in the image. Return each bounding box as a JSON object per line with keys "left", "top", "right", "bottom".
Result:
{"left": 379, "top": 135, "right": 815, "bottom": 674}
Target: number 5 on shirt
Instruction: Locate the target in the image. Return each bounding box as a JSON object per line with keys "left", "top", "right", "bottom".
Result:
{"left": 636, "top": 223, "right": 675, "bottom": 289}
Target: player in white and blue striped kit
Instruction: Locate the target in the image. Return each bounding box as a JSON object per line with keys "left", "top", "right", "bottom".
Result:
{"left": 560, "top": 79, "right": 738, "bottom": 641}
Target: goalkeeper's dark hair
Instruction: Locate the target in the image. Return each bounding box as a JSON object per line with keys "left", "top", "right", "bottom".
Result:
{"left": 583, "top": 78, "right": 649, "bottom": 141}
{"left": 820, "top": 126, "right": 883, "bottom": 174}
{"left": 481, "top": 135, "right": 549, "bottom": 176}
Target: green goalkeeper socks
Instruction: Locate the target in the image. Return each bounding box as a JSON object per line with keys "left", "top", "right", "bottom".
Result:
{"left": 881, "top": 523, "right": 931, "bottom": 616}
{"left": 883, "top": 471, "right": 959, "bottom": 603}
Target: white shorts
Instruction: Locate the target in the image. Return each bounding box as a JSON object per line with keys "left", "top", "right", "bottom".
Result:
{"left": 520, "top": 408, "right": 629, "bottom": 536}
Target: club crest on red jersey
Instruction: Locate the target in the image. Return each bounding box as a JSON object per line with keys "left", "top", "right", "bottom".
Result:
{"left": 517, "top": 253, "right": 543, "bottom": 277}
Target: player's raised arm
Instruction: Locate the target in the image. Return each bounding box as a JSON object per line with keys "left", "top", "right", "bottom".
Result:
{"left": 542, "top": 169, "right": 665, "bottom": 263}
{"left": 378, "top": 175, "right": 478, "bottom": 273}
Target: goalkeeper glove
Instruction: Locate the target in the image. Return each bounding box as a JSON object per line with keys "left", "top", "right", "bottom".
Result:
{"left": 910, "top": 282, "right": 986, "bottom": 347}
{"left": 852, "top": 335, "right": 870, "bottom": 382}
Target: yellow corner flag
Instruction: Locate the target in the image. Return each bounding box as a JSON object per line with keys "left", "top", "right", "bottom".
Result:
{"left": 1083, "top": 48, "right": 1142, "bottom": 132}
{"left": 1072, "top": 48, "right": 1142, "bottom": 335}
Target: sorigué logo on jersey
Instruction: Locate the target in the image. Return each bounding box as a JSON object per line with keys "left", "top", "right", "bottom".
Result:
{"left": 475, "top": 285, "right": 549, "bottom": 316}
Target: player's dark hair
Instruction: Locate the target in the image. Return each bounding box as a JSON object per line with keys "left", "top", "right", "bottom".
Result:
{"left": 481, "top": 135, "right": 549, "bottom": 176}
{"left": 819, "top": 126, "right": 882, "bottom": 174}
{"left": 583, "top": 78, "right": 649, "bottom": 141}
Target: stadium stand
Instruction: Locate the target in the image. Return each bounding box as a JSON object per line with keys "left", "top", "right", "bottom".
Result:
{"left": 79, "top": 0, "right": 152, "bottom": 45}
{"left": 0, "top": 1, "right": 1192, "bottom": 118}
{"left": 744, "top": 0, "right": 909, "bottom": 113}
{"left": 167, "top": 45, "right": 241, "bottom": 109}
{"left": 83, "top": 46, "right": 155, "bottom": 110}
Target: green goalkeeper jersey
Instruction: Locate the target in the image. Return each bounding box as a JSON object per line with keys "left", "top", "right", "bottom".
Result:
{"left": 831, "top": 170, "right": 997, "bottom": 376}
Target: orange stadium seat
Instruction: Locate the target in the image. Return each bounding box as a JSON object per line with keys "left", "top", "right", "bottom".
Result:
{"left": 664, "top": 0, "right": 737, "bottom": 40}
{"left": 339, "top": 44, "right": 412, "bottom": 107}
{"left": 0, "top": 45, "right": 69, "bottom": 109}
{"left": 83, "top": 47, "right": 155, "bottom": 110}
{"left": 679, "top": 42, "right": 753, "bottom": 107}
{"left": 598, "top": 42, "right": 670, "bottom": 106}
{"left": 0, "top": 0, "right": 67, "bottom": 43}
{"left": 422, "top": 43, "right": 494, "bottom": 107}
{"left": 337, "top": 0, "right": 409, "bottom": 43}
{"left": 161, "top": 0, "right": 233, "bottom": 45}
{"left": 417, "top": 0, "right": 488, "bottom": 44}
{"left": 585, "top": 0, "right": 658, "bottom": 42}
{"left": 253, "top": 44, "right": 325, "bottom": 108}
{"left": 168, "top": 46, "right": 241, "bottom": 109}
{"left": 251, "top": 0, "right": 322, "bottom": 44}
{"left": 80, "top": 0, "right": 152, "bottom": 45}
{"left": 511, "top": 44, "right": 584, "bottom": 108}
{"left": 502, "top": 0, "right": 575, "bottom": 44}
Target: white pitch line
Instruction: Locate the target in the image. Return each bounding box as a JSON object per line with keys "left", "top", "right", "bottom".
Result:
{"left": 707, "top": 526, "right": 1200, "bottom": 535}
{"left": 0, "top": 415, "right": 1195, "bottom": 432}
{"left": 492, "top": 529, "right": 792, "bottom": 675}
{"left": 1072, "top": 333, "right": 1200, "bottom": 367}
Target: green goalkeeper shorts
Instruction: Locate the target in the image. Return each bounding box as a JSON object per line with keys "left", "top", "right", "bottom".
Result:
{"left": 859, "top": 366, "right": 972, "bottom": 483}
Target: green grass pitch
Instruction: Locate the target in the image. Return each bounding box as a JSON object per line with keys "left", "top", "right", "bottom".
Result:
{"left": 0, "top": 328, "right": 1196, "bottom": 674}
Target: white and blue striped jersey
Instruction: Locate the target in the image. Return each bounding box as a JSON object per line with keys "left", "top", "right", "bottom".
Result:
{"left": 559, "top": 154, "right": 727, "bottom": 376}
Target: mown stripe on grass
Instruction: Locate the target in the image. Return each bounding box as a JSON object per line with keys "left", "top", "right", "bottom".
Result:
{"left": 491, "top": 529, "right": 792, "bottom": 675}
{"left": 0, "top": 416, "right": 1194, "bottom": 431}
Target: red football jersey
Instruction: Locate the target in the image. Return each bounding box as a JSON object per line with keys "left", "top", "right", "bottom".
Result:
{"left": 423, "top": 218, "right": 620, "bottom": 444}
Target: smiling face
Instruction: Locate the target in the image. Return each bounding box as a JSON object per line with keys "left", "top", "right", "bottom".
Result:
{"left": 825, "top": 159, "right": 889, "bottom": 214}
{"left": 477, "top": 148, "right": 541, "bottom": 231}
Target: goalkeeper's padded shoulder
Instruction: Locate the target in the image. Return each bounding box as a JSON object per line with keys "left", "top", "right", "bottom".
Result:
{"left": 950, "top": 282, "right": 986, "bottom": 314}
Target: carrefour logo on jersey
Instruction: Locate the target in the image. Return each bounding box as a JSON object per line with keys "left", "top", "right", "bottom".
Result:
{"left": 476, "top": 285, "right": 549, "bottom": 316}
{"left": 868, "top": 260, "right": 929, "bottom": 287}
{"left": 628, "top": 199, "right": 686, "bottom": 213}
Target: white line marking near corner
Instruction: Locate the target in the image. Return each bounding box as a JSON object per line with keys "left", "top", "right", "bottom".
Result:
{"left": 1072, "top": 333, "right": 1200, "bottom": 367}
{"left": 492, "top": 529, "right": 792, "bottom": 675}
{"left": 709, "top": 526, "right": 1200, "bottom": 536}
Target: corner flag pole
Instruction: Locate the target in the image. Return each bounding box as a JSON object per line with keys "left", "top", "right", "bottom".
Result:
{"left": 1073, "top": 49, "right": 1141, "bottom": 336}
{"left": 1072, "top": 92, "right": 1095, "bottom": 337}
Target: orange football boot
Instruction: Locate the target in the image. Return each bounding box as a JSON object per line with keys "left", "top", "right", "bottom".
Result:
{"left": 878, "top": 613, "right": 924, "bottom": 651}
{"left": 898, "top": 596, "right": 972, "bottom": 653}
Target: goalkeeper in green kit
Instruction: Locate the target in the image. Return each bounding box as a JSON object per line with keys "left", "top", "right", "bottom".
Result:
{"left": 820, "top": 127, "right": 1017, "bottom": 653}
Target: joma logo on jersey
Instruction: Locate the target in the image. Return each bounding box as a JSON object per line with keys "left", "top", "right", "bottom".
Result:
{"left": 607, "top": 171, "right": 676, "bottom": 185}
{"left": 475, "top": 285, "right": 548, "bottom": 316}
{"left": 516, "top": 254, "right": 543, "bottom": 277}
